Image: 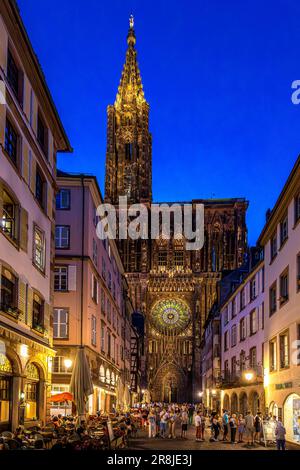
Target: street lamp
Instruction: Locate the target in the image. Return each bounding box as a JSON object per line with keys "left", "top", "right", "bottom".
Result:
{"left": 244, "top": 371, "right": 254, "bottom": 382}
{"left": 64, "top": 358, "right": 73, "bottom": 371}
{"left": 211, "top": 389, "right": 217, "bottom": 396}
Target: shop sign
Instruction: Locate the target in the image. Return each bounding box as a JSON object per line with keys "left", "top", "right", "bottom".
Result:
{"left": 275, "top": 382, "right": 293, "bottom": 390}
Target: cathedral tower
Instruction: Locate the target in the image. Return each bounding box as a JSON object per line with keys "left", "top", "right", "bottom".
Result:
{"left": 105, "top": 16, "right": 152, "bottom": 204}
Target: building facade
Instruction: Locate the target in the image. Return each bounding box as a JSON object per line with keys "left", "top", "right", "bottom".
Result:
{"left": 258, "top": 156, "right": 300, "bottom": 444}
{"left": 52, "top": 172, "right": 139, "bottom": 414}
{"left": 220, "top": 261, "right": 265, "bottom": 416}
{"left": 0, "top": 0, "right": 71, "bottom": 431}
{"left": 104, "top": 18, "right": 248, "bottom": 402}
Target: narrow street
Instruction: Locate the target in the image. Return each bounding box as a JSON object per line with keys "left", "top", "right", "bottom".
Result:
{"left": 128, "top": 424, "right": 299, "bottom": 451}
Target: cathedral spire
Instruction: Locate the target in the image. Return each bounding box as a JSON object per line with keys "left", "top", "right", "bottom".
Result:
{"left": 105, "top": 17, "right": 152, "bottom": 205}
{"left": 115, "top": 16, "right": 146, "bottom": 110}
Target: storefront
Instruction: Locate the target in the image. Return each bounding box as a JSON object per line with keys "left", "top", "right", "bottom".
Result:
{"left": 284, "top": 393, "right": 300, "bottom": 444}
{"left": 0, "top": 353, "right": 12, "bottom": 431}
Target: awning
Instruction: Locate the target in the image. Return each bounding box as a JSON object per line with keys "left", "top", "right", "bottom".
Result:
{"left": 70, "top": 347, "right": 94, "bottom": 417}
{"left": 48, "top": 392, "right": 73, "bottom": 403}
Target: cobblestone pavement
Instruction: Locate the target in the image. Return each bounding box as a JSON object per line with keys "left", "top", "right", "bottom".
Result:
{"left": 128, "top": 424, "right": 300, "bottom": 451}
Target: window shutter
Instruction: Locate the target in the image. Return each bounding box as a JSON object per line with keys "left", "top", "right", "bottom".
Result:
{"left": 30, "top": 156, "right": 36, "bottom": 194}
{"left": 18, "top": 279, "right": 27, "bottom": 322}
{"left": 0, "top": 181, "right": 3, "bottom": 216}
{"left": 68, "top": 265, "right": 76, "bottom": 291}
{"left": 22, "top": 144, "right": 29, "bottom": 184}
{"left": 27, "top": 287, "right": 33, "bottom": 327}
{"left": 96, "top": 280, "right": 99, "bottom": 304}
{"left": 47, "top": 183, "right": 52, "bottom": 220}
{"left": 19, "top": 207, "right": 28, "bottom": 252}
{"left": 44, "top": 302, "right": 50, "bottom": 333}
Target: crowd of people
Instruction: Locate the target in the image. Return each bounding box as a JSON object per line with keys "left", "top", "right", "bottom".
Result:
{"left": 132, "top": 404, "right": 287, "bottom": 450}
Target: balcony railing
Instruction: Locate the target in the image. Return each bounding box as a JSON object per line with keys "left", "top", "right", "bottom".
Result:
{"left": 0, "top": 303, "right": 20, "bottom": 319}
{"left": 219, "top": 365, "right": 263, "bottom": 388}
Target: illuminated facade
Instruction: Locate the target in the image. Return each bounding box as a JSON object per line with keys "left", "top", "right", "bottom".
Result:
{"left": 104, "top": 19, "right": 248, "bottom": 402}
{"left": 0, "top": 0, "right": 71, "bottom": 430}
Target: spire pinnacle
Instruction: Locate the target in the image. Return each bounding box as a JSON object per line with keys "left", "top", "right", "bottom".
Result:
{"left": 127, "top": 14, "right": 136, "bottom": 46}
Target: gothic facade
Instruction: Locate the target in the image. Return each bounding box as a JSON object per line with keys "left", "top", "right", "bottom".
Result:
{"left": 104, "top": 19, "right": 248, "bottom": 402}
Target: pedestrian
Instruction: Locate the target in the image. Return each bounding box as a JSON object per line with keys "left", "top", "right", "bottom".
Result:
{"left": 222, "top": 409, "right": 229, "bottom": 441}
{"left": 155, "top": 407, "right": 160, "bottom": 437}
{"left": 148, "top": 409, "right": 156, "bottom": 438}
{"left": 168, "top": 412, "right": 177, "bottom": 439}
{"left": 181, "top": 409, "right": 188, "bottom": 439}
{"left": 229, "top": 413, "right": 237, "bottom": 443}
{"left": 244, "top": 410, "right": 254, "bottom": 446}
{"left": 195, "top": 410, "right": 202, "bottom": 442}
{"left": 275, "top": 421, "right": 286, "bottom": 450}
{"left": 211, "top": 415, "right": 221, "bottom": 441}
{"left": 160, "top": 410, "right": 167, "bottom": 438}
{"left": 237, "top": 414, "right": 245, "bottom": 443}
{"left": 254, "top": 412, "right": 262, "bottom": 443}
{"left": 188, "top": 404, "right": 195, "bottom": 425}
{"left": 200, "top": 412, "right": 206, "bottom": 441}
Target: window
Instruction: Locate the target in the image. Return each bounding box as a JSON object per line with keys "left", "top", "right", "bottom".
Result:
{"left": 107, "top": 331, "right": 111, "bottom": 357}
{"left": 297, "top": 254, "right": 300, "bottom": 292}
{"left": 101, "top": 323, "right": 105, "bottom": 352}
{"left": 249, "top": 347, "right": 257, "bottom": 368}
{"left": 33, "top": 226, "right": 45, "bottom": 271}
{"left": 174, "top": 250, "right": 184, "bottom": 267}
{"left": 269, "top": 282, "right": 277, "bottom": 316}
{"left": 232, "top": 298, "right": 236, "bottom": 318}
{"left": 37, "top": 110, "right": 48, "bottom": 157}
{"left": 102, "top": 259, "right": 106, "bottom": 280}
{"left": 240, "top": 350, "right": 246, "bottom": 371}
{"left": 92, "top": 275, "right": 98, "bottom": 303}
{"left": 250, "top": 309, "right": 258, "bottom": 335}
{"left": 55, "top": 225, "right": 70, "bottom": 249}
{"left": 54, "top": 266, "right": 68, "bottom": 291}
{"left": 53, "top": 356, "right": 72, "bottom": 374}
{"left": 56, "top": 189, "right": 70, "bottom": 210}
{"left": 224, "top": 331, "right": 229, "bottom": 351}
{"left": 35, "top": 166, "right": 45, "bottom": 208}
{"left": 92, "top": 239, "right": 98, "bottom": 266}
{"left": 250, "top": 279, "right": 256, "bottom": 301}
{"left": 32, "top": 294, "right": 44, "bottom": 332}
{"left": 231, "top": 356, "right": 237, "bottom": 378}
{"left": 107, "top": 300, "right": 111, "bottom": 323}
{"left": 112, "top": 281, "right": 116, "bottom": 300}
{"left": 4, "top": 118, "right": 18, "bottom": 165}
{"left": 101, "top": 289, "right": 105, "bottom": 315}
{"left": 240, "top": 288, "right": 246, "bottom": 310}
{"left": 0, "top": 268, "right": 18, "bottom": 317}
{"left": 295, "top": 193, "right": 300, "bottom": 225}
{"left": 262, "top": 302, "right": 265, "bottom": 329}
{"left": 53, "top": 308, "right": 69, "bottom": 339}
{"left": 270, "top": 233, "right": 277, "bottom": 261}
{"left": 158, "top": 250, "right": 167, "bottom": 268}
{"left": 108, "top": 271, "right": 112, "bottom": 290}
{"left": 279, "top": 331, "right": 289, "bottom": 369}
{"left": 269, "top": 338, "right": 277, "bottom": 372}
{"left": 224, "top": 307, "right": 229, "bottom": 326}
{"left": 231, "top": 325, "right": 237, "bottom": 347}
{"left": 7, "top": 49, "right": 23, "bottom": 104}
{"left": 280, "top": 214, "right": 288, "bottom": 246}
{"left": 224, "top": 360, "right": 229, "bottom": 379}
{"left": 91, "top": 315, "right": 97, "bottom": 346}
{"left": 1, "top": 189, "right": 17, "bottom": 241}
{"left": 240, "top": 317, "right": 246, "bottom": 341}
{"left": 279, "top": 268, "right": 289, "bottom": 305}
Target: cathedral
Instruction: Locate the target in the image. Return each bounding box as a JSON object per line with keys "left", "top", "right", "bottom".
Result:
{"left": 104, "top": 18, "right": 248, "bottom": 402}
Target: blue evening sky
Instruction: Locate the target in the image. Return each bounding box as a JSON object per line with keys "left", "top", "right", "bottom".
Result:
{"left": 18, "top": 0, "right": 300, "bottom": 245}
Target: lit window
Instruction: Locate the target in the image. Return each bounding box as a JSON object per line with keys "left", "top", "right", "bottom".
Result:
{"left": 250, "top": 309, "right": 257, "bottom": 335}
{"left": 55, "top": 225, "right": 70, "bottom": 249}
{"left": 279, "top": 331, "right": 289, "bottom": 369}
{"left": 1, "top": 189, "right": 17, "bottom": 241}
{"left": 33, "top": 226, "right": 45, "bottom": 271}
{"left": 56, "top": 189, "right": 70, "bottom": 210}
{"left": 54, "top": 266, "right": 68, "bottom": 291}
{"left": 32, "top": 294, "right": 44, "bottom": 332}
{"left": 269, "top": 338, "right": 277, "bottom": 372}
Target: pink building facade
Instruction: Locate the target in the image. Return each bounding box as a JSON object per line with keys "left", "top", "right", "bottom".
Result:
{"left": 0, "top": 1, "right": 71, "bottom": 431}
{"left": 52, "top": 172, "right": 137, "bottom": 414}
{"left": 258, "top": 156, "right": 300, "bottom": 444}
{"left": 220, "top": 261, "right": 265, "bottom": 415}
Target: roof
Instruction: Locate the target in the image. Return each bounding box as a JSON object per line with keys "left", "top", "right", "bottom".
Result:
{"left": 257, "top": 154, "right": 300, "bottom": 245}
{"left": 8, "top": 0, "right": 72, "bottom": 152}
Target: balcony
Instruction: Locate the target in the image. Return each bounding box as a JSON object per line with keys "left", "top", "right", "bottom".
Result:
{"left": 0, "top": 303, "right": 20, "bottom": 320}
{"left": 219, "top": 365, "right": 263, "bottom": 389}
{"left": 32, "top": 322, "right": 45, "bottom": 334}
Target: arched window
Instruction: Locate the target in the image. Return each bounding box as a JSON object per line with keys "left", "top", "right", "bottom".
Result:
{"left": 111, "top": 372, "right": 115, "bottom": 385}
{"left": 99, "top": 365, "right": 105, "bottom": 382}
{"left": 0, "top": 353, "right": 13, "bottom": 425}
{"left": 106, "top": 369, "right": 111, "bottom": 384}
{"left": 25, "top": 363, "right": 40, "bottom": 421}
